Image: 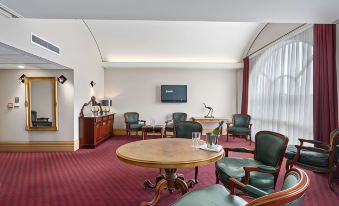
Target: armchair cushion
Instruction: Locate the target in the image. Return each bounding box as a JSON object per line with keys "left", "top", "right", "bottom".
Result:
{"left": 216, "top": 157, "right": 275, "bottom": 190}
{"left": 227, "top": 127, "right": 251, "bottom": 134}
{"left": 125, "top": 114, "right": 139, "bottom": 123}
{"left": 171, "top": 184, "right": 247, "bottom": 206}
{"left": 285, "top": 145, "right": 329, "bottom": 168}
{"left": 129, "top": 123, "right": 144, "bottom": 130}
{"left": 234, "top": 114, "right": 250, "bottom": 127}
{"left": 165, "top": 123, "right": 174, "bottom": 130}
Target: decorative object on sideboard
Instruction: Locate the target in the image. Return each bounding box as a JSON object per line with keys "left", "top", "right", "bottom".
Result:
{"left": 79, "top": 96, "right": 103, "bottom": 117}
{"left": 19, "top": 74, "right": 26, "bottom": 83}
{"left": 203, "top": 103, "right": 214, "bottom": 118}
{"left": 90, "top": 81, "right": 96, "bottom": 87}
{"left": 7, "top": 103, "right": 14, "bottom": 109}
{"left": 57, "top": 75, "right": 67, "bottom": 84}
{"left": 100, "top": 99, "right": 112, "bottom": 113}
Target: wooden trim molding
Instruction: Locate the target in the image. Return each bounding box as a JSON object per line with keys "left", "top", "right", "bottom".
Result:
{"left": 0, "top": 140, "right": 79, "bottom": 152}
{"left": 113, "top": 128, "right": 227, "bottom": 136}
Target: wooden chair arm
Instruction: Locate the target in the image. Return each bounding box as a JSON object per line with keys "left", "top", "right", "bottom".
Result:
{"left": 229, "top": 177, "right": 246, "bottom": 195}
{"left": 295, "top": 145, "right": 331, "bottom": 154}
{"left": 249, "top": 123, "right": 252, "bottom": 129}
{"left": 298, "top": 138, "right": 324, "bottom": 145}
{"left": 243, "top": 166, "right": 278, "bottom": 184}
{"left": 224, "top": 147, "right": 255, "bottom": 157}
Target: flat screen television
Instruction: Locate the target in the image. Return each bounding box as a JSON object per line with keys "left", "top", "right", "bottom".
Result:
{"left": 161, "top": 85, "right": 187, "bottom": 103}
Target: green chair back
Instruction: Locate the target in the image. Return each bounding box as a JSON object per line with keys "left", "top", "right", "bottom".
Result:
{"left": 255, "top": 131, "right": 288, "bottom": 167}
{"left": 173, "top": 112, "right": 187, "bottom": 123}
{"left": 124, "top": 112, "right": 139, "bottom": 123}
{"left": 233, "top": 114, "right": 251, "bottom": 127}
{"left": 174, "top": 121, "right": 202, "bottom": 139}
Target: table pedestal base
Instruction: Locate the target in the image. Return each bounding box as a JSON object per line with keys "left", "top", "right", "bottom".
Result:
{"left": 140, "top": 169, "right": 189, "bottom": 206}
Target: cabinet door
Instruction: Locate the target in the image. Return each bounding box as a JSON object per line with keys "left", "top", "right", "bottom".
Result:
{"left": 95, "top": 123, "right": 101, "bottom": 143}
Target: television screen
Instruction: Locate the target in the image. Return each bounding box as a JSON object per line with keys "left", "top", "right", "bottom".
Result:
{"left": 161, "top": 85, "right": 187, "bottom": 103}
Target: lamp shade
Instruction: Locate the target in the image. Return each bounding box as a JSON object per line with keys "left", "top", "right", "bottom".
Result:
{"left": 100, "top": 99, "right": 113, "bottom": 106}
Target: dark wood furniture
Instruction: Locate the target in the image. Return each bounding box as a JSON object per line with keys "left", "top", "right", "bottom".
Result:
{"left": 124, "top": 112, "right": 146, "bottom": 136}
{"left": 142, "top": 125, "right": 164, "bottom": 140}
{"left": 164, "top": 112, "right": 187, "bottom": 138}
{"left": 116, "top": 138, "right": 224, "bottom": 206}
{"left": 79, "top": 113, "right": 115, "bottom": 149}
{"left": 285, "top": 128, "right": 339, "bottom": 190}
{"left": 226, "top": 114, "right": 252, "bottom": 145}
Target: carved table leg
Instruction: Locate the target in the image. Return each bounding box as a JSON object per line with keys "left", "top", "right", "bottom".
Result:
{"left": 140, "top": 179, "right": 168, "bottom": 206}
{"left": 141, "top": 168, "right": 189, "bottom": 206}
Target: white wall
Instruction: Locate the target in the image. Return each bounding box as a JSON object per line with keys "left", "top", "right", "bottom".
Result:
{"left": 104, "top": 69, "right": 238, "bottom": 129}
{"left": 0, "top": 69, "right": 74, "bottom": 141}
{"left": 0, "top": 19, "right": 105, "bottom": 141}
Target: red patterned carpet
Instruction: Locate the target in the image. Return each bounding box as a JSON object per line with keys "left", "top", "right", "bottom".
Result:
{"left": 0, "top": 136, "right": 338, "bottom": 206}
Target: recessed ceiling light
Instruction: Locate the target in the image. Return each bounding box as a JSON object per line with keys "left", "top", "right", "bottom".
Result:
{"left": 17, "top": 65, "right": 25, "bottom": 69}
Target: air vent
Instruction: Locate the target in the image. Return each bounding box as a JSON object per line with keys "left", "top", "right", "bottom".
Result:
{"left": 31, "top": 33, "right": 60, "bottom": 55}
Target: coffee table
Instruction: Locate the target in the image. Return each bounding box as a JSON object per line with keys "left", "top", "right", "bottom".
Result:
{"left": 116, "top": 138, "right": 224, "bottom": 206}
{"left": 142, "top": 125, "right": 164, "bottom": 140}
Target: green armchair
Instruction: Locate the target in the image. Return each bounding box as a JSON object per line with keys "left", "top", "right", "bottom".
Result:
{"left": 164, "top": 112, "right": 187, "bottom": 137}
{"left": 124, "top": 112, "right": 146, "bottom": 136}
{"left": 216, "top": 131, "right": 288, "bottom": 193}
{"left": 285, "top": 128, "right": 339, "bottom": 190}
{"left": 171, "top": 168, "right": 309, "bottom": 206}
{"left": 227, "top": 114, "right": 252, "bottom": 145}
{"left": 174, "top": 121, "right": 203, "bottom": 186}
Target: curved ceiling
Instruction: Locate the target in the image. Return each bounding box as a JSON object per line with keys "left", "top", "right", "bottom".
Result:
{"left": 86, "top": 20, "right": 260, "bottom": 64}
{"left": 1, "top": 0, "right": 339, "bottom": 23}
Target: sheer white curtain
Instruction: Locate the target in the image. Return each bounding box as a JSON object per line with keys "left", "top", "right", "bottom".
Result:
{"left": 248, "top": 28, "right": 313, "bottom": 145}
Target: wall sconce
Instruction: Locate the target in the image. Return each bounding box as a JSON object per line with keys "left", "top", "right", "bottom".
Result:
{"left": 19, "top": 74, "right": 26, "bottom": 83}
{"left": 57, "top": 75, "right": 67, "bottom": 84}
{"left": 90, "top": 81, "right": 96, "bottom": 87}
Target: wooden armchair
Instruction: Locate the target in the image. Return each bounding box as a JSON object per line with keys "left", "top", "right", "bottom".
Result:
{"left": 124, "top": 112, "right": 146, "bottom": 136}
{"left": 164, "top": 112, "right": 187, "bottom": 137}
{"left": 285, "top": 128, "right": 339, "bottom": 190}
{"left": 171, "top": 168, "right": 309, "bottom": 206}
{"left": 227, "top": 114, "right": 252, "bottom": 145}
{"left": 216, "top": 131, "right": 288, "bottom": 193}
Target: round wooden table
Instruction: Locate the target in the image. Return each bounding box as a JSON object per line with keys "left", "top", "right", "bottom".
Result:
{"left": 116, "top": 138, "right": 224, "bottom": 206}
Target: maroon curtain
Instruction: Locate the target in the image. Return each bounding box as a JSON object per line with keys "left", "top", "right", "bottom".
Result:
{"left": 241, "top": 57, "right": 250, "bottom": 114}
{"left": 313, "top": 24, "right": 338, "bottom": 144}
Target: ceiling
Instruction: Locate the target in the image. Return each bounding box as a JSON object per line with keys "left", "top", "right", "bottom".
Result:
{"left": 1, "top": 0, "right": 339, "bottom": 23}
{"left": 86, "top": 20, "right": 260, "bottom": 64}
{"left": 0, "top": 42, "right": 69, "bottom": 70}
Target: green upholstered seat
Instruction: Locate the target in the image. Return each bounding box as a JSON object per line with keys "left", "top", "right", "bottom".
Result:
{"left": 129, "top": 123, "right": 144, "bottom": 130}
{"left": 172, "top": 168, "right": 308, "bottom": 206}
{"left": 31, "top": 110, "right": 52, "bottom": 127}
{"left": 216, "top": 131, "right": 288, "bottom": 191}
{"left": 174, "top": 121, "right": 202, "bottom": 139}
{"left": 285, "top": 145, "right": 329, "bottom": 167}
{"left": 228, "top": 127, "right": 251, "bottom": 133}
{"left": 216, "top": 157, "right": 275, "bottom": 190}
{"left": 227, "top": 114, "right": 252, "bottom": 144}
{"left": 171, "top": 184, "right": 247, "bottom": 206}
{"left": 165, "top": 123, "right": 174, "bottom": 130}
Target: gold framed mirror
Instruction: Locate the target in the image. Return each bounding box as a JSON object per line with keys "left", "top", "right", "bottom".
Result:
{"left": 25, "top": 77, "right": 58, "bottom": 131}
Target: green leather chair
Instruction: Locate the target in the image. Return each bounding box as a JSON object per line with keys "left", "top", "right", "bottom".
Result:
{"left": 174, "top": 121, "right": 203, "bottom": 186}
{"left": 285, "top": 128, "right": 339, "bottom": 190}
{"left": 227, "top": 114, "right": 252, "bottom": 145}
{"left": 216, "top": 131, "right": 288, "bottom": 193}
{"left": 171, "top": 168, "right": 309, "bottom": 206}
{"left": 124, "top": 112, "right": 146, "bottom": 136}
{"left": 164, "top": 112, "right": 187, "bottom": 137}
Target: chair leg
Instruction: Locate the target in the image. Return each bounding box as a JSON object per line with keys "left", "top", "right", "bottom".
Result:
{"left": 329, "top": 170, "right": 334, "bottom": 190}
{"left": 215, "top": 170, "right": 219, "bottom": 184}
{"left": 249, "top": 134, "right": 251, "bottom": 145}
{"left": 227, "top": 133, "right": 229, "bottom": 142}
{"left": 195, "top": 167, "right": 199, "bottom": 183}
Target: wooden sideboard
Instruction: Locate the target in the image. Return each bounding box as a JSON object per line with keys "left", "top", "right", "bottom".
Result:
{"left": 79, "top": 113, "right": 115, "bottom": 149}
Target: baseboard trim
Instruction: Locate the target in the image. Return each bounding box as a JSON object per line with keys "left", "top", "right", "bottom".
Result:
{"left": 0, "top": 140, "right": 79, "bottom": 152}
{"left": 113, "top": 128, "right": 227, "bottom": 136}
